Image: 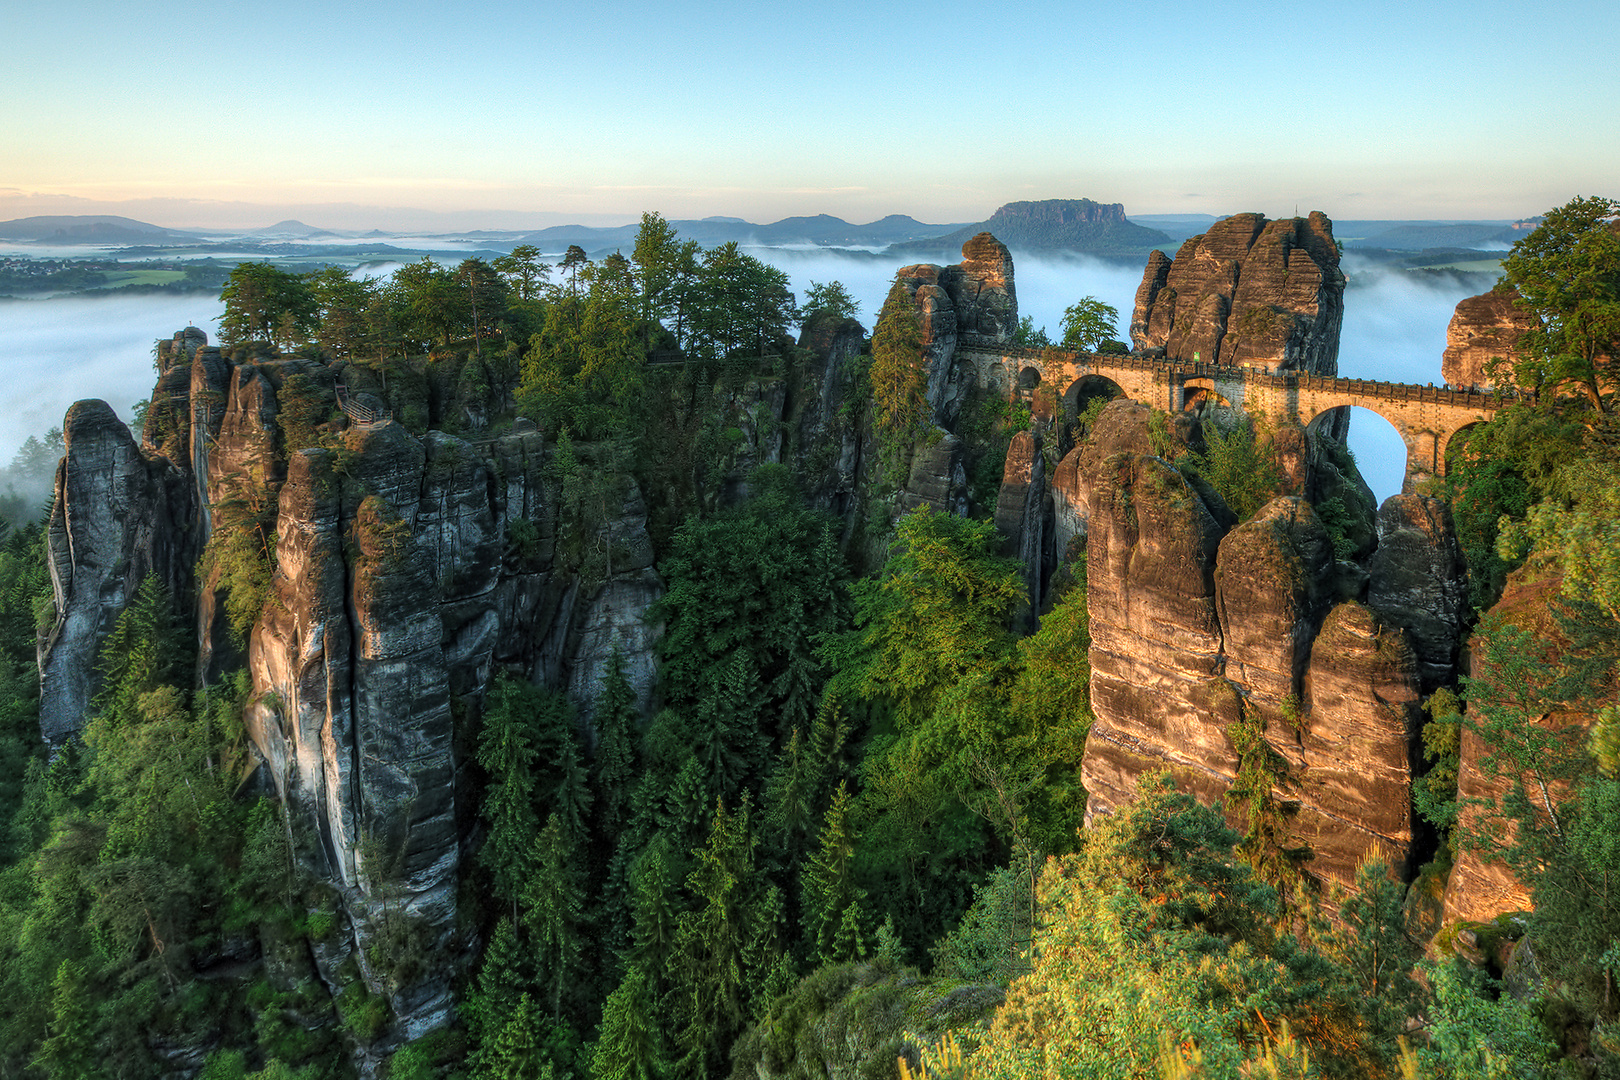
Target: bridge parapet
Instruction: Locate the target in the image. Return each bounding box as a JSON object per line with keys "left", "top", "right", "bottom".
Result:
{"left": 956, "top": 341, "right": 1514, "bottom": 488}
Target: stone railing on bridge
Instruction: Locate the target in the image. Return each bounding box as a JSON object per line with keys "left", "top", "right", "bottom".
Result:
{"left": 956, "top": 337, "right": 1514, "bottom": 486}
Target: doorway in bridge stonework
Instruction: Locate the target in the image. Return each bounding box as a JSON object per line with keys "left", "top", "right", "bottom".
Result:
{"left": 1440, "top": 422, "right": 1488, "bottom": 479}
{"left": 1307, "top": 405, "right": 1408, "bottom": 506}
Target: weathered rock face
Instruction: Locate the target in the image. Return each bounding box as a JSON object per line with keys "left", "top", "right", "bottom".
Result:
{"left": 1215, "top": 497, "right": 1335, "bottom": 704}
{"left": 993, "top": 429, "right": 1050, "bottom": 624}
{"left": 896, "top": 233, "right": 1018, "bottom": 425}
{"left": 1082, "top": 450, "right": 1233, "bottom": 817}
{"left": 1441, "top": 287, "right": 1534, "bottom": 391}
{"left": 1366, "top": 494, "right": 1468, "bottom": 690}
{"left": 42, "top": 330, "right": 669, "bottom": 1050}
{"left": 1049, "top": 400, "right": 1157, "bottom": 561}
{"left": 1131, "top": 212, "right": 1344, "bottom": 375}
{"left": 1292, "top": 601, "right": 1422, "bottom": 883}
{"left": 1076, "top": 424, "right": 1440, "bottom": 889}
{"left": 39, "top": 400, "right": 198, "bottom": 744}
{"left": 895, "top": 432, "right": 968, "bottom": 519}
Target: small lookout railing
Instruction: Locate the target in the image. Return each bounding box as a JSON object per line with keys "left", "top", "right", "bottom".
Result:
{"left": 335, "top": 379, "right": 389, "bottom": 428}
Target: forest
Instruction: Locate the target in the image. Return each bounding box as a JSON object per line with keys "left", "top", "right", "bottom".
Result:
{"left": 0, "top": 200, "right": 1616, "bottom": 1080}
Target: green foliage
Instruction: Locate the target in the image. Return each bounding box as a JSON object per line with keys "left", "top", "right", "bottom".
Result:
{"left": 590, "top": 969, "right": 668, "bottom": 1080}
{"left": 218, "top": 262, "right": 317, "bottom": 350}
{"left": 1182, "top": 411, "right": 1285, "bottom": 521}
{"left": 830, "top": 507, "right": 1022, "bottom": 730}
{"left": 1058, "top": 296, "right": 1121, "bottom": 353}
{"left": 801, "top": 281, "right": 861, "bottom": 325}
{"left": 1416, "top": 688, "right": 1463, "bottom": 836}
{"left": 653, "top": 469, "right": 847, "bottom": 744}
{"left": 870, "top": 280, "right": 931, "bottom": 464}
{"left": 956, "top": 774, "right": 1393, "bottom": 1079}
{"left": 1413, "top": 963, "right": 1558, "bottom": 1079}
{"left": 1010, "top": 315, "right": 1051, "bottom": 349}
{"left": 275, "top": 372, "right": 332, "bottom": 454}
{"left": 1499, "top": 195, "right": 1620, "bottom": 411}
{"left": 930, "top": 860, "right": 1033, "bottom": 985}
{"left": 1440, "top": 404, "right": 1586, "bottom": 609}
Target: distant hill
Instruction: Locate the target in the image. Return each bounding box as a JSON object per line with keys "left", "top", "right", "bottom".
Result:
{"left": 0, "top": 215, "right": 199, "bottom": 245}
{"left": 1345, "top": 222, "right": 1519, "bottom": 251}
{"left": 887, "top": 199, "right": 1171, "bottom": 257}
{"left": 513, "top": 214, "right": 967, "bottom": 254}
{"left": 254, "top": 219, "right": 337, "bottom": 238}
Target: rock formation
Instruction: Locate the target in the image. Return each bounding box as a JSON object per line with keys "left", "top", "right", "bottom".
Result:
{"left": 40, "top": 329, "right": 667, "bottom": 1043}
{"left": 1366, "top": 494, "right": 1469, "bottom": 691}
{"left": 38, "top": 400, "right": 197, "bottom": 744}
{"left": 1441, "top": 560, "right": 1592, "bottom": 926}
{"left": 1130, "top": 212, "right": 1345, "bottom": 375}
{"left": 1069, "top": 399, "right": 1450, "bottom": 889}
{"left": 1441, "top": 287, "right": 1534, "bottom": 391}
{"left": 896, "top": 233, "right": 1017, "bottom": 425}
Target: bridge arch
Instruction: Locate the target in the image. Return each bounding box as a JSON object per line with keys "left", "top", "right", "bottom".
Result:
{"left": 1179, "top": 377, "right": 1233, "bottom": 411}
{"left": 1438, "top": 421, "right": 1487, "bottom": 476}
{"left": 1304, "top": 405, "right": 1410, "bottom": 503}
{"left": 1063, "top": 373, "right": 1125, "bottom": 418}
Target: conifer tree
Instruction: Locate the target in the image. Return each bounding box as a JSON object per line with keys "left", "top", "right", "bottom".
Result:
{"left": 801, "top": 782, "right": 865, "bottom": 964}
{"left": 627, "top": 844, "right": 681, "bottom": 992}
{"left": 674, "top": 797, "right": 764, "bottom": 1080}
{"left": 592, "top": 644, "right": 640, "bottom": 845}
{"left": 477, "top": 676, "right": 542, "bottom": 916}
{"left": 524, "top": 814, "right": 586, "bottom": 1022}
{"left": 33, "top": 960, "right": 98, "bottom": 1080}
{"left": 590, "top": 969, "right": 668, "bottom": 1080}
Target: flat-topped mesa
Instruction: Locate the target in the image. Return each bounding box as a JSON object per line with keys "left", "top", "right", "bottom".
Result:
{"left": 1441, "top": 287, "right": 1534, "bottom": 391}
{"left": 896, "top": 232, "right": 1018, "bottom": 425}
{"left": 1131, "top": 211, "right": 1345, "bottom": 375}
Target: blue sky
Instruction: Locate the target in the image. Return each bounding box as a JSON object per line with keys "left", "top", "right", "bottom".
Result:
{"left": 2, "top": 0, "right": 1616, "bottom": 229}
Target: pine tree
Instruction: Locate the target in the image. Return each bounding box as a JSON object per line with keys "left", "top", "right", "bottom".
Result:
{"left": 33, "top": 960, "right": 99, "bottom": 1080}
{"left": 673, "top": 797, "right": 764, "bottom": 1080}
{"left": 628, "top": 843, "right": 680, "bottom": 991}
{"left": 801, "top": 782, "right": 865, "bottom": 964}
{"left": 477, "top": 676, "right": 542, "bottom": 916}
{"left": 523, "top": 814, "right": 586, "bottom": 1021}
{"left": 590, "top": 970, "right": 668, "bottom": 1080}
{"left": 592, "top": 644, "right": 640, "bottom": 845}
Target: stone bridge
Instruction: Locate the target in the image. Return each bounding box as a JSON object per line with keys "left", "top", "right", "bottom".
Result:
{"left": 956, "top": 335, "right": 1511, "bottom": 487}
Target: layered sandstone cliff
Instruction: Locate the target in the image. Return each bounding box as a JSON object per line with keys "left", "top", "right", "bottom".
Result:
{"left": 40, "top": 329, "right": 666, "bottom": 1041}
{"left": 1131, "top": 212, "right": 1344, "bottom": 375}
{"left": 1441, "top": 287, "right": 1534, "bottom": 391}
{"left": 1067, "top": 400, "right": 1453, "bottom": 889}
{"left": 895, "top": 233, "right": 1018, "bottom": 425}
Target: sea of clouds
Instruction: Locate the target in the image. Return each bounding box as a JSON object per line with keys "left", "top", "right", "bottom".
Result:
{"left": 0, "top": 249, "right": 1492, "bottom": 507}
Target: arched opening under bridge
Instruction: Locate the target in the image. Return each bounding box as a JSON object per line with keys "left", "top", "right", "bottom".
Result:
{"left": 1305, "top": 405, "right": 1408, "bottom": 506}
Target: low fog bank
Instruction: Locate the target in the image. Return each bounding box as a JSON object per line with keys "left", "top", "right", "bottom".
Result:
{"left": 0, "top": 293, "right": 223, "bottom": 468}
{"left": 1340, "top": 257, "right": 1497, "bottom": 499}
{"left": 0, "top": 251, "right": 1498, "bottom": 514}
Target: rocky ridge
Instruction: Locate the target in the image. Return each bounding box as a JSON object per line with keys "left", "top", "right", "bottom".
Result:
{"left": 1441, "top": 287, "right": 1534, "bottom": 391}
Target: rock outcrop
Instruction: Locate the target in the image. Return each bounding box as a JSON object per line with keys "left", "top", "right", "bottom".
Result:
{"left": 39, "top": 400, "right": 198, "bottom": 744}
{"left": 1072, "top": 402, "right": 1443, "bottom": 889}
{"left": 1441, "top": 560, "right": 1591, "bottom": 926}
{"left": 1441, "top": 287, "right": 1534, "bottom": 391}
{"left": 41, "top": 329, "right": 668, "bottom": 1047}
{"left": 1130, "top": 212, "right": 1345, "bottom": 375}
{"left": 895, "top": 233, "right": 1017, "bottom": 425}
{"left": 1367, "top": 494, "right": 1468, "bottom": 691}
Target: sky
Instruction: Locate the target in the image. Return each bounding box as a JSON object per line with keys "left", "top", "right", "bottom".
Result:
{"left": 3, "top": 0, "right": 1617, "bottom": 231}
